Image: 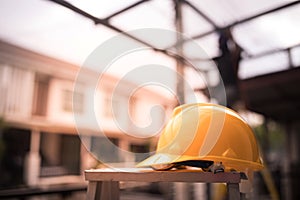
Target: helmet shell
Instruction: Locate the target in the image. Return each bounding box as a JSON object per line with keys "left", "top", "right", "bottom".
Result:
{"left": 137, "top": 103, "right": 264, "bottom": 171}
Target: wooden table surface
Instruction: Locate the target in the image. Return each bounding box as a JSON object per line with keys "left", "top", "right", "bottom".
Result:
{"left": 84, "top": 168, "right": 242, "bottom": 200}
{"left": 85, "top": 168, "right": 241, "bottom": 183}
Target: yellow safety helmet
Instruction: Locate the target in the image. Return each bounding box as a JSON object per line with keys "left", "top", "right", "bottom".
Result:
{"left": 137, "top": 103, "right": 264, "bottom": 172}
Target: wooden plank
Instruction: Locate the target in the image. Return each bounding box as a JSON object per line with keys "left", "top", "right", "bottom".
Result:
{"left": 86, "top": 181, "right": 97, "bottom": 200}
{"left": 85, "top": 168, "right": 241, "bottom": 184}
{"left": 227, "top": 183, "right": 240, "bottom": 200}
{"left": 99, "top": 181, "right": 119, "bottom": 200}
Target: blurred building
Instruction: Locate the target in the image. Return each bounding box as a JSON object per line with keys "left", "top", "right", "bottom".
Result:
{"left": 0, "top": 40, "right": 175, "bottom": 190}
{"left": 240, "top": 66, "right": 300, "bottom": 200}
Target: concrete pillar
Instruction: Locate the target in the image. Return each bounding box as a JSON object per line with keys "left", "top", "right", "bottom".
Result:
{"left": 24, "top": 129, "right": 41, "bottom": 186}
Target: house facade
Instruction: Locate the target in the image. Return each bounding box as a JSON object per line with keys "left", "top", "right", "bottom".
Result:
{"left": 0, "top": 40, "right": 175, "bottom": 189}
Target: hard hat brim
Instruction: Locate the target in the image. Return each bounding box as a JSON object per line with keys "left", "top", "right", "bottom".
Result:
{"left": 136, "top": 153, "right": 211, "bottom": 168}
{"left": 136, "top": 152, "right": 264, "bottom": 171}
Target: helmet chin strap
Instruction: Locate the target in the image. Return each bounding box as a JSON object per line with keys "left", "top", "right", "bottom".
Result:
{"left": 207, "top": 162, "right": 225, "bottom": 173}
{"left": 151, "top": 163, "right": 175, "bottom": 171}
{"left": 151, "top": 160, "right": 214, "bottom": 171}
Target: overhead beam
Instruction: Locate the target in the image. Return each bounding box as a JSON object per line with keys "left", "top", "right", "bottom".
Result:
{"left": 231, "top": 1, "right": 300, "bottom": 27}
{"left": 241, "top": 42, "right": 300, "bottom": 70}
{"left": 187, "top": 41, "right": 300, "bottom": 64}
{"left": 46, "top": 0, "right": 102, "bottom": 23}
{"left": 46, "top": 0, "right": 196, "bottom": 70}
{"left": 46, "top": 0, "right": 159, "bottom": 49}
{"left": 183, "top": 0, "right": 219, "bottom": 29}
{"left": 194, "top": 1, "right": 300, "bottom": 39}
{"left": 104, "top": 0, "right": 151, "bottom": 21}
{"left": 169, "top": 1, "right": 300, "bottom": 49}
{"left": 46, "top": 0, "right": 300, "bottom": 73}
{"left": 244, "top": 43, "right": 300, "bottom": 59}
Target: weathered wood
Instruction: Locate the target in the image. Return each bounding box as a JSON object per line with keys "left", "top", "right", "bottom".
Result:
{"left": 227, "top": 183, "right": 241, "bottom": 200}
{"left": 86, "top": 181, "right": 97, "bottom": 200}
{"left": 85, "top": 168, "right": 241, "bottom": 183}
{"left": 85, "top": 168, "right": 241, "bottom": 200}
{"left": 98, "top": 181, "right": 119, "bottom": 200}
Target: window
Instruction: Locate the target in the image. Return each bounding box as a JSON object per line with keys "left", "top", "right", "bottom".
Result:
{"left": 62, "top": 89, "right": 84, "bottom": 114}
{"left": 39, "top": 133, "right": 81, "bottom": 177}
{"left": 0, "top": 65, "right": 35, "bottom": 116}
{"left": 32, "top": 74, "right": 49, "bottom": 116}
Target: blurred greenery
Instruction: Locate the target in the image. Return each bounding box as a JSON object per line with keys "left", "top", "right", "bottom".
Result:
{"left": 254, "top": 120, "right": 285, "bottom": 153}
